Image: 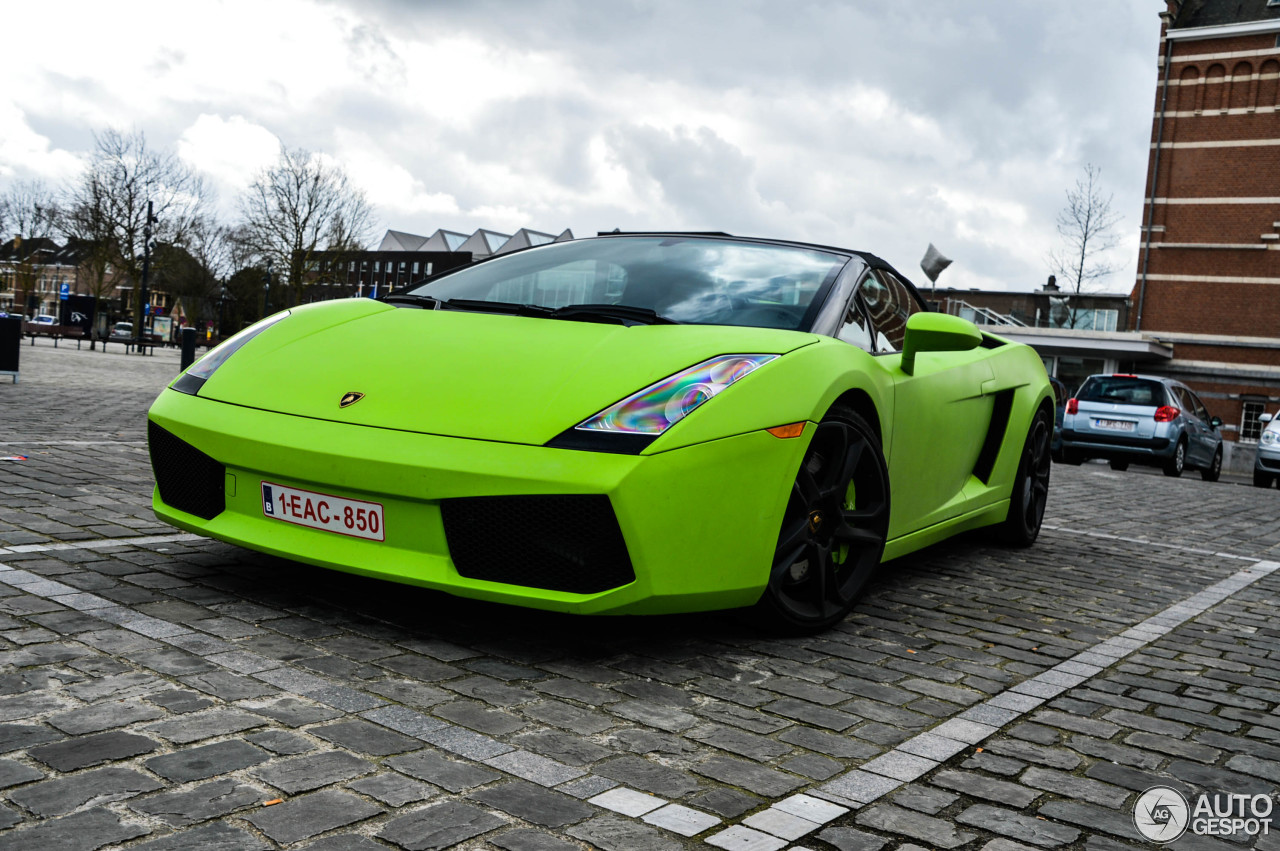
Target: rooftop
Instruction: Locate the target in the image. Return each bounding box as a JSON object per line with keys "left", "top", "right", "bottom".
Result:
{"left": 1171, "top": 0, "right": 1280, "bottom": 29}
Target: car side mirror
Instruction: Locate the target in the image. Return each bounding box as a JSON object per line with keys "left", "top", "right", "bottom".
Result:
{"left": 1261, "top": 413, "right": 1273, "bottom": 424}
{"left": 1211, "top": 416, "right": 1223, "bottom": 429}
{"left": 900, "top": 312, "right": 984, "bottom": 375}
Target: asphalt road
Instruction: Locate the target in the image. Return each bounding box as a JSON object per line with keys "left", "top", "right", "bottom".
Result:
{"left": 1, "top": 338, "right": 1279, "bottom": 851}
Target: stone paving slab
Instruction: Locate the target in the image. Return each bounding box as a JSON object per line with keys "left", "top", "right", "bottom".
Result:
{"left": 2, "top": 340, "right": 1280, "bottom": 848}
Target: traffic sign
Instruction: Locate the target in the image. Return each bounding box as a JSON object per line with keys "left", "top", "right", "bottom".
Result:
{"left": 59, "top": 283, "right": 70, "bottom": 300}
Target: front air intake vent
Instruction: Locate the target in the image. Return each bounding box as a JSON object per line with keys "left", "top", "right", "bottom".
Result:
{"left": 441, "top": 495, "right": 635, "bottom": 594}
{"left": 148, "top": 421, "right": 226, "bottom": 520}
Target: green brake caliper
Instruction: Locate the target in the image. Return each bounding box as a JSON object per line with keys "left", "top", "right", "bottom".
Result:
{"left": 831, "top": 480, "right": 856, "bottom": 566}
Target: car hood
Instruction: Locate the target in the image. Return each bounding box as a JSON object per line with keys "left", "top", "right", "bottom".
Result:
{"left": 196, "top": 299, "right": 818, "bottom": 445}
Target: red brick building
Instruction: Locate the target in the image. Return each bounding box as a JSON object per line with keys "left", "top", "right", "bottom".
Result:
{"left": 1134, "top": 0, "right": 1280, "bottom": 450}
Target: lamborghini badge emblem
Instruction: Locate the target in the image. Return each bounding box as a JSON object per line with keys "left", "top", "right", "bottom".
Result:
{"left": 339, "top": 392, "right": 365, "bottom": 408}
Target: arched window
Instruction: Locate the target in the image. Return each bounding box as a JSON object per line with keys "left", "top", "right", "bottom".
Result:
{"left": 1175, "top": 65, "right": 1200, "bottom": 114}
{"left": 1205, "top": 63, "right": 1227, "bottom": 112}
{"left": 1261, "top": 59, "right": 1280, "bottom": 110}
{"left": 1229, "top": 61, "right": 1253, "bottom": 110}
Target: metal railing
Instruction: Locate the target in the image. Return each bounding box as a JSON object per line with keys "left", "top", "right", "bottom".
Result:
{"left": 946, "top": 299, "right": 1028, "bottom": 327}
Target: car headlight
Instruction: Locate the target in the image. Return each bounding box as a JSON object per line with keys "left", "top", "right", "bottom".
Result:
{"left": 172, "top": 311, "right": 291, "bottom": 395}
{"left": 1263, "top": 430, "right": 1277, "bottom": 445}
{"left": 578, "top": 354, "right": 778, "bottom": 436}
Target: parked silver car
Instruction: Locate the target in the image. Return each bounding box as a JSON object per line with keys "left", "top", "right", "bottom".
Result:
{"left": 1058, "top": 373, "right": 1222, "bottom": 480}
{"left": 1254, "top": 413, "right": 1280, "bottom": 487}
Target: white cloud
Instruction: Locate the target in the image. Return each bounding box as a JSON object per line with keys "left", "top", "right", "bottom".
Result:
{"left": 177, "top": 115, "right": 280, "bottom": 197}
{"left": 0, "top": 102, "right": 84, "bottom": 184}
{"left": 0, "top": 0, "right": 1156, "bottom": 294}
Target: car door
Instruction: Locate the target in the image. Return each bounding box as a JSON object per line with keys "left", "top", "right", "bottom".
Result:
{"left": 855, "top": 269, "right": 995, "bottom": 538}
{"left": 1171, "top": 386, "right": 1207, "bottom": 466}
{"left": 1184, "top": 387, "right": 1219, "bottom": 464}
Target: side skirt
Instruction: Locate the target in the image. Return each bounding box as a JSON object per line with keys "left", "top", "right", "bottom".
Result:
{"left": 881, "top": 500, "right": 1010, "bottom": 562}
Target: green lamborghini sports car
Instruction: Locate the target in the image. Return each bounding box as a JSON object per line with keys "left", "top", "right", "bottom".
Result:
{"left": 148, "top": 233, "right": 1053, "bottom": 630}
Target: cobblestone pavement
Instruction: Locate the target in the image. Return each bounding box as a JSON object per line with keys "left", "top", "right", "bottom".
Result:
{"left": 2, "top": 339, "right": 1280, "bottom": 850}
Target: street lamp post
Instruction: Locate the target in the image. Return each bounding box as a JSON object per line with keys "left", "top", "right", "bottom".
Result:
{"left": 135, "top": 201, "right": 157, "bottom": 354}
{"left": 262, "top": 260, "right": 273, "bottom": 319}
{"left": 218, "top": 282, "right": 226, "bottom": 340}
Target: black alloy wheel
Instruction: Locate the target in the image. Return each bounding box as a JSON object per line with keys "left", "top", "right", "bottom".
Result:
{"left": 999, "top": 407, "right": 1052, "bottom": 546}
{"left": 755, "top": 406, "right": 889, "bottom": 632}
{"left": 1201, "top": 447, "right": 1222, "bottom": 482}
{"left": 1162, "top": 438, "right": 1186, "bottom": 478}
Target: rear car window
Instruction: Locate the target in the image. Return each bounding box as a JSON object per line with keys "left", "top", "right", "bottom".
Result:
{"left": 1076, "top": 377, "right": 1168, "bottom": 407}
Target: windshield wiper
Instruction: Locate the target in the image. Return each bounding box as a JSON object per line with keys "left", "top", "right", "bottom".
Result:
{"left": 382, "top": 293, "right": 443, "bottom": 309}
{"left": 443, "top": 299, "right": 555, "bottom": 318}
{"left": 549, "top": 304, "right": 679, "bottom": 326}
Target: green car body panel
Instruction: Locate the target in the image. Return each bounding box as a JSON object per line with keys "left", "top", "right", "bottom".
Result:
{"left": 149, "top": 258, "right": 1052, "bottom": 616}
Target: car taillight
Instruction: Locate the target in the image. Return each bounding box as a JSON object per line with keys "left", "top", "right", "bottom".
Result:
{"left": 1066, "top": 398, "right": 1078, "bottom": 415}
{"left": 1154, "top": 405, "right": 1179, "bottom": 422}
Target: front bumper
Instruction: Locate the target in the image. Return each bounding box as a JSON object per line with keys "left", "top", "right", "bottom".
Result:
{"left": 147, "top": 389, "right": 810, "bottom": 615}
{"left": 1255, "top": 443, "right": 1280, "bottom": 473}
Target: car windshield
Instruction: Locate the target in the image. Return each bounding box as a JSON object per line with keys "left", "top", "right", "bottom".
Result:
{"left": 404, "top": 236, "right": 849, "bottom": 330}
{"left": 1076, "top": 376, "right": 1168, "bottom": 407}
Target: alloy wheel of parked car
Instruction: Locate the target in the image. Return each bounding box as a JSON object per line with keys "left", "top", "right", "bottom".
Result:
{"left": 1201, "top": 447, "right": 1222, "bottom": 482}
{"left": 1162, "top": 439, "right": 1186, "bottom": 478}
{"left": 757, "top": 406, "right": 889, "bottom": 632}
{"left": 999, "top": 407, "right": 1052, "bottom": 546}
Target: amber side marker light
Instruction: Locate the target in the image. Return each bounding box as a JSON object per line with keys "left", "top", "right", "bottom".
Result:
{"left": 767, "top": 422, "right": 806, "bottom": 439}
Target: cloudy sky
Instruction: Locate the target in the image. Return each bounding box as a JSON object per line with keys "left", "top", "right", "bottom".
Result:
{"left": 1, "top": 1, "right": 1161, "bottom": 292}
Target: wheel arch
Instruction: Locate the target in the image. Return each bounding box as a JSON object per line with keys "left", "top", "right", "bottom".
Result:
{"left": 826, "top": 388, "right": 883, "bottom": 447}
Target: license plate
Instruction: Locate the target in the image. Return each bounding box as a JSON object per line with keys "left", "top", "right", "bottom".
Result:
{"left": 1094, "top": 418, "right": 1135, "bottom": 432}
{"left": 261, "top": 482, "right": 385, "bottom": 541}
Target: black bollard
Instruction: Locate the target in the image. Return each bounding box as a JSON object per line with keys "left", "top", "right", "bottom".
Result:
{"left": 180, "top": 327, "right": 197, "bottom": 371}
{"left": 0, "top": 316, "right": 20, "bottom": 383}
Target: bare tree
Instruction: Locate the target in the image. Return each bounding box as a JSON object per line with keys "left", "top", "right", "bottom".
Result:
{"left": 61, "top": 173, "right": 119, "bottom": 348}
{"left": 1, "top": 180, "right": 61, "bottom": 318}
{"left": 1049, "top": 164, "right": 1122, "bottom": 330}
{"left": 2, "top": 180, "right": 60, "bottom": 239}
{"left": 236, "top": 146, "right": 373, "bottom": 311}
{"left": 65, "top": 129, "right": 210, "bottom": 337}
{"left": 154, "top": 215, "right": 233, "bottom": 334}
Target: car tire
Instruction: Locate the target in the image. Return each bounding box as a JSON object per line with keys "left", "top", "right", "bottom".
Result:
{"left": 1254, "top": 470, "right": 1273, "bottom": 488}
{"left": 998, "top": 407, "right": 1052, "bottom": 547}
{"left": 1109, "top": 460, "right": 1129, "bottom": 471}
{"left": 753, "top": 405, "right": 889, "bottom": 633}
{"left": 1201, "top": 447, "right": 1222, "bottom": 482}
{"left": 1162, "top": 439, "right": 1186, "bottom": 478}
{"left": 1059, "top": 450, "right": 1084, "bottom": 466}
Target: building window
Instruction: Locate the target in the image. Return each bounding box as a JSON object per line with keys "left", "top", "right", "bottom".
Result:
{"left": 399, "top": 262, "right": 406, "bottom": 273}
{"left": 412, "top": 262, "right": 419, "bottom": 275}
{"left": 1241, "top": 400, "right": 1266, "bottom": 443}
{"left": 349, "top": 261, "right": 355, "bottom": 272}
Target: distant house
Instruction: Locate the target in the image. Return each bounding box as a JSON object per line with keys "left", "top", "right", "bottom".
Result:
{"left": 930, "top": 281, "right": 1167, "bottom": 395}
{"left": 303, "top": 226, "right": 572, "bottom": 300}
